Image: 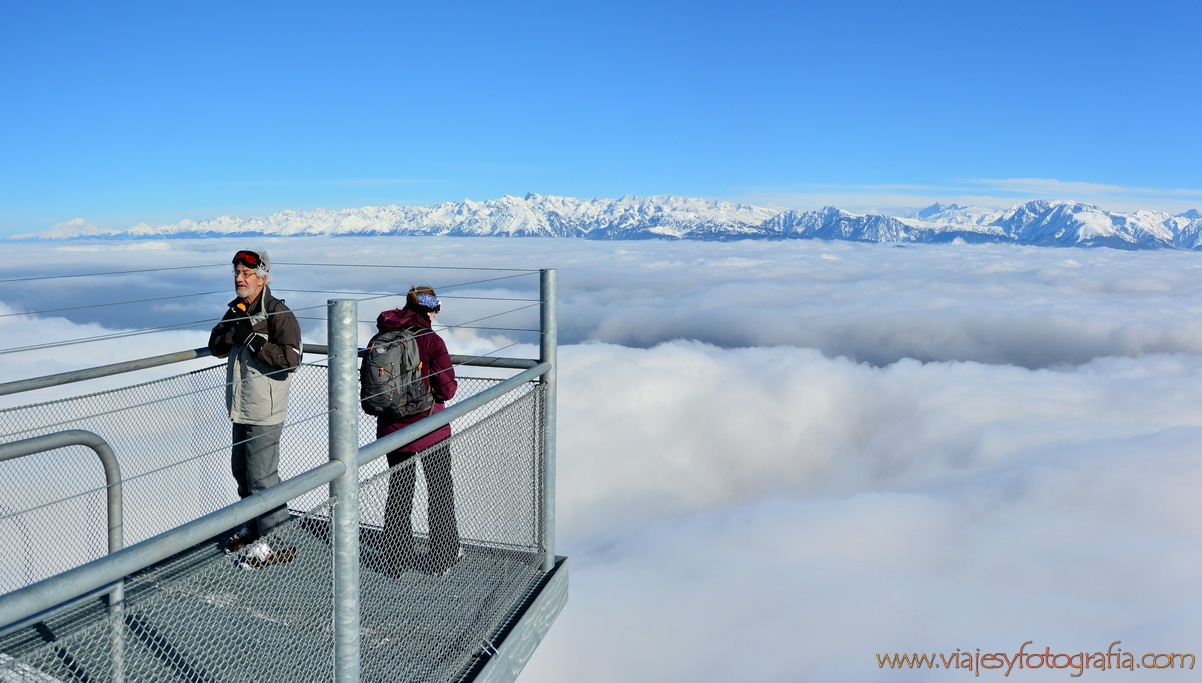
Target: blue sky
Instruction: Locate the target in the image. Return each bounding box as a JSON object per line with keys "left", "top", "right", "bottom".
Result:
{"left": 1, "top": 0, "right": 1199, "bottom": 236}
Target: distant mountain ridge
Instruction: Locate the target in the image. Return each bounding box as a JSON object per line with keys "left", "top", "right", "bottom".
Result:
{"left": 16, "top": 193, "right": 1202, "bottom": 250}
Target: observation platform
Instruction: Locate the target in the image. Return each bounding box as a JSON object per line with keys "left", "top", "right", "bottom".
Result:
{"left": 0, "top": 522, "right": 567, "bottom": 683}
{"left": 0, "top": 334, "right": 565, "bottom": 682}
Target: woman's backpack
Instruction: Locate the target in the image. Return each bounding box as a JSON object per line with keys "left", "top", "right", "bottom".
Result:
{"left": 359, "top": 326, "right": 435, "bottom": 419}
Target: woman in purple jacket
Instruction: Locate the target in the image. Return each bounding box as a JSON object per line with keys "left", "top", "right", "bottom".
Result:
{"left": 375, "top": 286, "right": 461, "bottom": 575}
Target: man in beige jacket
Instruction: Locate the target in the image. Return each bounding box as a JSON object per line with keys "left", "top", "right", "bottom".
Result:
{"left": 208, "top": 249, "right": 302, "bottom": 568}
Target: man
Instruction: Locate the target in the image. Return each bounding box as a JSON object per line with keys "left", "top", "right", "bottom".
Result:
{"left": 208, "top": 249, "right": 302, "bottom": 568}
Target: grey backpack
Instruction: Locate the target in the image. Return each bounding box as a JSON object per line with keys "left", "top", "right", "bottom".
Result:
{"left": 359, "top": 325, "right": 435, "bottom": 419}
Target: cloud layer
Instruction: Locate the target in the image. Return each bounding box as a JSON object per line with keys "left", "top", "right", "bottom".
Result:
{"left": 5, "top": 236, "right": 1202, "bottom": 369}
{"left": 1, "top": 237, "right": 1200, "bottom": 680}
{"left": 529, "top": 343, "right": 1202, "bottom": 680}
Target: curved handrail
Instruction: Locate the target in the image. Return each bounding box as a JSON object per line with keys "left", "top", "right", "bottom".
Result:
{"left": 0, "top": 430, "right": 122, "bottom": 553}
{"left": 0, "top": 429, "right": 125, "bottom": 682}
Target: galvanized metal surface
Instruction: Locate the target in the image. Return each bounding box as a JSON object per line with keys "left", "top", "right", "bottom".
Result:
{"left": 0, "top": 366, "right": 544, "bottom": 594}
{"left": 0, "top": 430, "right": 127, "bottom": 683}
{"left": 0, "top": 384, "right": 550, "bottom": 682}
{"left": 0, "top": 342, "right": 536, "bottom": 400}
{"left": 0, "top": 364, "right": 548, "bottom": 631}
{"left": 0, "top": 349, "right": 213, "bottom": 398}
{"left": 306, "top": 344, "right": 539, "bottom": 369}
{"left": 472, "top": 557, "right": 569, "bottom": 683}
{"left": 448, "top": 356, "right": 538, "bottom": 370}
{"left": 328, "top": 300, "right": 362, "bottom": 683}
{"left": 0, "top": 460, "right": 344, "bottom": 630}
{"left": 539, "top": 270, "right": 557, "bottom": 572}
{"left": 356, "top": 363, "right": 551, "bottom": 468}
{"left": 0, "top": 431, "right": 123, "bottom": 555}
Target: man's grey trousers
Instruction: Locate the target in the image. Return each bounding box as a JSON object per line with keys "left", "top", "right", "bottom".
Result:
{"left": 231, "top": 422, "right": 289, "bottom": 536}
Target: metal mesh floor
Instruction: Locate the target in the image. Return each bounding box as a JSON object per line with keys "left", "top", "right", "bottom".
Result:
{"left": 0, "top": 516, "right": 547, "bottom": 682}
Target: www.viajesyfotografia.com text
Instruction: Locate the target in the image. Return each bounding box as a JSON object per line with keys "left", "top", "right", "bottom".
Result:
{"left": 876, "top": 641, "right": 1194, "bottom": 676}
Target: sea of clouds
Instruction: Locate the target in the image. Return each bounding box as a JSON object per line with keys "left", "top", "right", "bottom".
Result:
{"left": 2, "top": 236, "right": 1201, "bottom": 680}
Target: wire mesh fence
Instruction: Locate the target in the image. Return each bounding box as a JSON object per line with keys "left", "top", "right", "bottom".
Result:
{"left": 358, "top": 387, "right": 545, "bottom": 682}
{"left": 0, "top": 372, "right": 546, "bottom": 682}
{"left": 0, "top": 363, "right": 536, "bottom": 594}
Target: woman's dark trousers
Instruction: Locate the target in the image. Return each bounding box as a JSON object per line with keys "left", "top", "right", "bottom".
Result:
{"left": 384, "top": 440, "right": 461, "bottom": 573}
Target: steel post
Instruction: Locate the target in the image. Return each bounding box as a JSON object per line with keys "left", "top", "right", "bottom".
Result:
{"left": 539, "top": 270, "right": 558, "bottom": 572}
{"left": 328, "top": 300, "right": 361, "bottom": 683}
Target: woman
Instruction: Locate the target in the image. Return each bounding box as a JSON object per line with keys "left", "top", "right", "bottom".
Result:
{"left": 375, "top": 286, "right": 461, "bottom": 575}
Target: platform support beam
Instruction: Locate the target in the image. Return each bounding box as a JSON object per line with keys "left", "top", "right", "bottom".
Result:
{"left": 539, "top": 270, "right": 558, "bottom": 572}
{"left": 328, "top": 299, "right": 361, "bottom": 683}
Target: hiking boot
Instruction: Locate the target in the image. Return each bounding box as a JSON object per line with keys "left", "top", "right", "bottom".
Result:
{"left": 239, "top": 539, "right": 297, "bottom": 570}
{"left": 224, "top": 527, "right": 259, "bottom": 555}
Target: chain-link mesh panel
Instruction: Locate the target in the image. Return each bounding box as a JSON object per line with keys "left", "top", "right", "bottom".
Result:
{"left": 358, "top": 383, "right": 545, "bottom": 683}
{"left": 0, "top": 364, "right": 535, "bottom": 594}
{"left": 0, "top": 501, "right": 337, "bottom": 683}
{"left": 0, "top": 382, "right": 547, "bottom": 683}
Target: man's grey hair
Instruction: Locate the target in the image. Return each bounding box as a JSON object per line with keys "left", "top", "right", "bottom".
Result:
{"left": 235, "top": 248, "right": 273, "bottom": 285}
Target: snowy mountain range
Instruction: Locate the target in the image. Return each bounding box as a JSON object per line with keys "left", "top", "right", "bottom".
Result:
{"left": 16, "top": 194, "right": 1202, "bottom": 250}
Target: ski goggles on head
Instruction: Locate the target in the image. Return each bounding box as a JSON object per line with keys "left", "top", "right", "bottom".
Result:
{"left": 232, "top": 250, "right": 265, "bottom": 270}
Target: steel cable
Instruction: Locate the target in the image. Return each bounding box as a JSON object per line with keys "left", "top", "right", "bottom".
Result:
{"left": 0, "top": 331, "right": 541, "bottom": 522}
{"left": 0, "top": 264, "right": 226, "bottom": 284}
{"left": 0, "top": 291, "right": 227, "bottom": 320}
{"left": 0, "top": 274, "right": 536, "bottom": 356}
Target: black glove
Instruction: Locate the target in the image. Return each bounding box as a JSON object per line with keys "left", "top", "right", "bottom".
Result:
{"left": 212, "top": 322, "right": 234, "bottom": 346}
{"left": 232, "top": 325, "right": 266, "bottom": 355}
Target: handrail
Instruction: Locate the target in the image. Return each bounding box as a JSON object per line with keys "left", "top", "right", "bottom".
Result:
{"left": 0, "top": 348, "right": 214, "bottom": 397}
{"left": 0, "top": 430, "right": 122, "bottom": 554}
{"left": 0, "top": 430, "right": 126, "bottom": 681}
{"left": 0, "top": 362, "right": 550, "bottom": 631}
{"left": 0, "top": 345, "right": 537, "bottom": 398}
{"left": 0, "top": 461, "right": 344, "bottom": 631}
{"left": 302, "top": 344, "right": 539, "bottom": 369}
{"left": 357, "top": 362, "right": 550, "bottom": 467}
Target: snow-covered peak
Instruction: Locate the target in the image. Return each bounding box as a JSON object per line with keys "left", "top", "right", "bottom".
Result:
{"left": 14, "top": 194, "right": 1202, "bottom": 251}
{"left": 911, "top": 203, "right": 1004, "bottom": 227}
{"left": 994, "top": 199, "right": 1178, "bottom": 247}
{"left": 915, "top": 202, "right": 963, "bottom": 219}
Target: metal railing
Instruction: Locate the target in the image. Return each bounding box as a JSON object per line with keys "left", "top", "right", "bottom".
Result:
{"left": 0, "top": 269, "right": 561, "bottom": 683}
{"left": 0, "top": 430, "right": 126, "bottom": 682}
{"left": 0, "top": 346, "right": 538, "bottom": 399}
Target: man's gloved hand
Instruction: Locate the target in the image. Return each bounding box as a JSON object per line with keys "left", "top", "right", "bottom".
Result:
{"left": 213, "top": 322, "right": 234, "bottom": 346}
{"left": 231, "top": 325, "right": 266, "bottom": 355}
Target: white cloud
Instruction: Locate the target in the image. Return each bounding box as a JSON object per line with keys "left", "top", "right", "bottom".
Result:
{"left": 554, "top": 343, "right": 1202, "bottom": 537}
{"left": 730, "top": 178, "right": 1202, "bottom": 216}
{"left": 526, "top": 343, "right": 1202, "bottom": 682}
{"left": 2, "top": 236, "right": 1201, "bottom": 680}
{"left": 11, "top": 218, "right": 113, "bottom": 241}
{"left": 961, "top": 177, "right": 1202, "bottom": 199}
